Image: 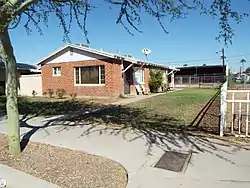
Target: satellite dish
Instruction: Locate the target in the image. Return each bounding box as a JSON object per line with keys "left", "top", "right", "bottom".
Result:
{"left": 169, "top": 65, "right": 175, "bottom": 69}
{"left": 142, "top": 48, "right": 152, "bottom": 56}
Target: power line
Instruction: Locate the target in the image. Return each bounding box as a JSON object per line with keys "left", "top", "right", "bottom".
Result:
{"left": 157, "top": 58, "right": 218, "bottom": 64}
{"left": 155, "top": 53, "right": 250, "bottom": 65}
{"left": 226, "top": 53, "right": 250, "bottom": 58}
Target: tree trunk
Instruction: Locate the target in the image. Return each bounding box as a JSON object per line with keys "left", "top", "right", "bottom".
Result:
{"left": 0, "top": 28, "right": 21, "bottom": 155}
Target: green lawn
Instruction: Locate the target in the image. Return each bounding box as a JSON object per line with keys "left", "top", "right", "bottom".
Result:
{"left": 0, "top": 89, "right": 218, "bottom": 133}
{"left": 127, "top": 88, "right": 218, "bottom": 126}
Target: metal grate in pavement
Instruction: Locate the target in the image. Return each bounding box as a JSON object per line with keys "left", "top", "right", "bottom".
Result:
{"left": 154, "top": 151, "right": 192, "bottom": 173}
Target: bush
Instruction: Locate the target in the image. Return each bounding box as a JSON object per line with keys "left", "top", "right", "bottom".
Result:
{"left": 149, "top": 70, "right": 163, "bottom": 93}
{"left": 70, "top": 92, "right": 77, "bottom": 100}
{"left": 32, "top": 90, "right": 37, "bottom": 97}
{"left": 56, "top": 89, "right": 66, "bottom": 99}
{"left": 47, "top": 89, "right": 54, "bottom": 98}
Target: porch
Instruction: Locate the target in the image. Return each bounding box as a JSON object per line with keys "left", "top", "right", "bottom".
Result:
{"left": 121, "top": 61, "right": 178, "bottom": 96}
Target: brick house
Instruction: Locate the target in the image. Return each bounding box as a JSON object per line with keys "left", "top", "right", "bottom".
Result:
{"left": 37, "top": 44, "right": 171, "bottom": 98}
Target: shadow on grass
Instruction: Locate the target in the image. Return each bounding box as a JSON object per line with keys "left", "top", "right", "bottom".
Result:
{"left": 0, "top": 96, "right": 101, "bottom": 117}
{"left": 1, "top": 95, "right": 248, "bottom": 163}
{"left": 189, "top": 90, "right": 221, "bottom": 134}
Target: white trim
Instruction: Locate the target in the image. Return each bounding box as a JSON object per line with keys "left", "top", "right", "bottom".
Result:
{"left": 37, "top": 44, "right": 169, "bottom": 69}
{"left": 75, "top": 84, "right": 105, "bottom": 87}
{"left": 122, "top": 63, "right": 134, "bottom": 73}
{"left": 74, "top": 67, "right": 76, "bottom": 85}
{"left": 74, "top": 65, "right": 105, "bottom": 86}
{"left": 52, "top": 67, "right": 61, "bottom": 76}
{"left": 98, "top": 66, "right": 101, "bottom": 84}
{"left": 133, "top": 68, "right": 145, "bottom": 84}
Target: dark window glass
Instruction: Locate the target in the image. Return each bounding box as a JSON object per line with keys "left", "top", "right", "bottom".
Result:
{"left": 75, "top": 67, "right": 79, "bottom": 84}
{"left": 75, "top": 66, "right": 105, "bottom": 84}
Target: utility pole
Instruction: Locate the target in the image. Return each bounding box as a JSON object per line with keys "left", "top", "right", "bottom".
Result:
{"left": 241, "top": 61, "right": 245, "bottom": 75}
{"left": 240, "top": 59, "right": 246, "bottom": 88}
{"left": 221, "top": 48, "right": 225, "bottom": 73}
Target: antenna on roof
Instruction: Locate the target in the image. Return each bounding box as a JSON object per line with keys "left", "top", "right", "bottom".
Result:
{"left": 116, "top": 48, "right": 120, "bottom": 54}
{"left": 142, "top": 48, "right": 151, "bottom": 61}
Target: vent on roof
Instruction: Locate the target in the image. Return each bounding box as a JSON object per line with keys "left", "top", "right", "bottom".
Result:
{"left": 75, "top": 44, "right": 89, "bottom": 48}
{"left": 123, "top": 54, "right": 133, "bottom": 58}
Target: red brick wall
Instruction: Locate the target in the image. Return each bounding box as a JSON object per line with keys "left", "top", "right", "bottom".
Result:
{"left": 41, "top": 59, "right": 123, "bottom": 97}
{"left": 144, "top": 67, "right": 150, "bottom": 89}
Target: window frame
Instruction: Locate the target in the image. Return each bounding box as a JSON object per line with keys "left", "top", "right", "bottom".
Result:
{"left": 133, "top": 68, "right": 145, "bottom": 84}
{"left": 74, "top": 65, "right": 105, "bottom": 86}
{"left": 52, "top": 67, "right": 61, "bottom": 77}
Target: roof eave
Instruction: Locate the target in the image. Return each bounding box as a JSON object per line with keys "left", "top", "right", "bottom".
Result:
{"left": 37, "top": 44, "right": 168, "bottom": 69}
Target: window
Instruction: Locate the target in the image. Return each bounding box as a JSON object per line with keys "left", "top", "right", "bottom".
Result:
{"left": 74, "top": 66, "right": 105, "bottom": 85}
{"left": 133, "top": 68, "right": 144, "bottom": 84}
{"left": 53, "top": 67, "right": 61, "bottom": 76}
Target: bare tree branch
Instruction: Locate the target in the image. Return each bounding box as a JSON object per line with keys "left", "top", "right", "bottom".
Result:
{"left": 1, "top": 0, "right": 250, "bottom": 46}
{"left": 14, "top": 0, "right": 38, "bottom": 16}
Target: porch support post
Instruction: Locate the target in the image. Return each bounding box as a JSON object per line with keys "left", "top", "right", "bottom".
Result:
{"left": 171, "top": 73, "right": 175, "bottom": 88}
{"left": 122, "top": 62, "right": 134, "bottom": 73}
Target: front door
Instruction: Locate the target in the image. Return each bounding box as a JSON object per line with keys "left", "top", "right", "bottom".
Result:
{"left": 123, "top": 73, "right": 130, "bottom": 94}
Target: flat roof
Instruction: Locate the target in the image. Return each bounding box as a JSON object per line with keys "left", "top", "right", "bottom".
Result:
{"left": 0, "top": 60, "right": 38, "bottom": 71}
{"left": 177, "top": 64, "right": 225, "bottom": 69}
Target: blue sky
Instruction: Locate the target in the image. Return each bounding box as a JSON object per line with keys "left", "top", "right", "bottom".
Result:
{"left": 9, "top": 1, "right": 250, "bottom": 72}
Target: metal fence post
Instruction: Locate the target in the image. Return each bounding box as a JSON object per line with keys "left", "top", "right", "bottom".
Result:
{"left": 220, "top": 81, "right": 227, "bottom": 136}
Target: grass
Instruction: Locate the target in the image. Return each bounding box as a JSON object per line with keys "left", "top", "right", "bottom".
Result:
{"left": 127, "top": 88, "right": 218, "bottom": 125}
{"left": 0, "top": 96, "right": 102, "bottom": 116}
{"left": 0, "top": 89, "right": 219, "bottom": 134}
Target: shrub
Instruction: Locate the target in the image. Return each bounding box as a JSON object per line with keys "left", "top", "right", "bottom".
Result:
{"left": 56, "top": 89, "right": 66, "bottom": 99}
{"left": 70, "top": 92, "right": 77, "bottom": 100}
{"left": 149, "top": 70, "right": 163, "bottom": 93}
{"left": 32, "top": 90, "right": 37, "bottom": 97}
{"left": 47, "top": 89, "right": 54, "bottom": 98}
{"left": 42, "top": 91, "right": 47, "bottom": 96}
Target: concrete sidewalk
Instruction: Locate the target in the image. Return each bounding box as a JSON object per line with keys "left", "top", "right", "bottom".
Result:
{"left": 0, "top": 164, "right": 59, "bottom": 188}
{"left": 0, "top": 117, "right": 250, "bottom": 188}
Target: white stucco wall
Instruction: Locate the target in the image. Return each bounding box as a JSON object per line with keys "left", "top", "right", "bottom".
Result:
{"left": 46, "top": 48, "right": 105, "bottom": 64}
{"left": 19, "top": 74, "right": 42, "bottom": 96}
{"left": 163, "top": 71, "right": 167, "bottom": 84}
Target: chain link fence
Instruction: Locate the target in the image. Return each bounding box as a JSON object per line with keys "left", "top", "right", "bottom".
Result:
{"left": 228, "top": 73, "right": 250, "bottom": 89}
{"left": 175, "top": 74, "right": 226, "bottom": 88}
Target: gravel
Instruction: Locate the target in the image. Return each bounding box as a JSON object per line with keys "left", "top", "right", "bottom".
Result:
{"left": 0, "top": 134, "right": 127, "bottom": 188}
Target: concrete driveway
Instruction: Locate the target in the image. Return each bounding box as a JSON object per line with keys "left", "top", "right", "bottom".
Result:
{"left": 0, "top": 115, "right": 250, "bottom": 188}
